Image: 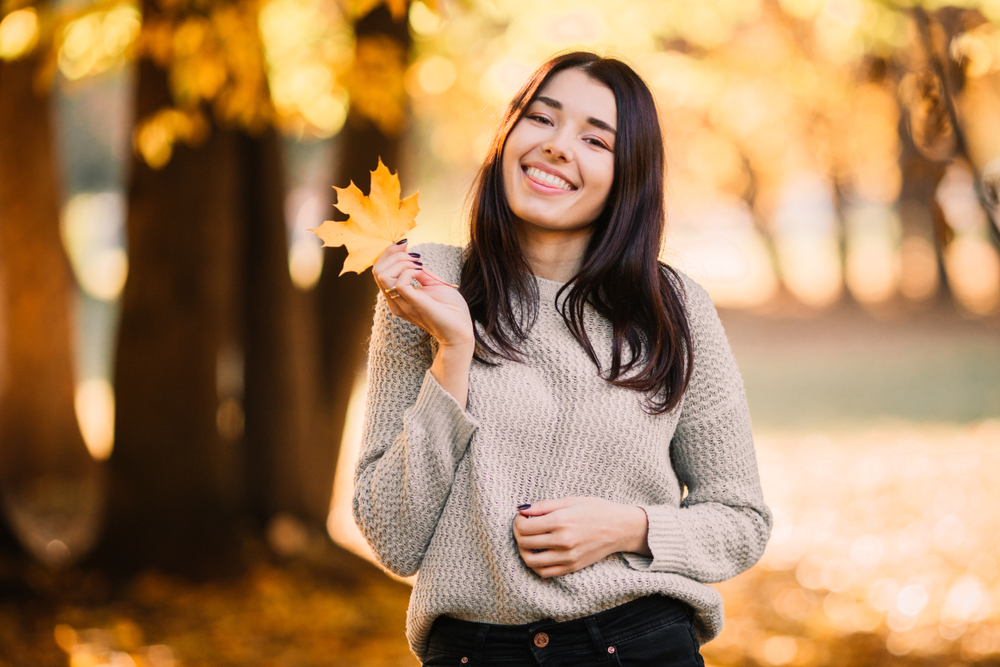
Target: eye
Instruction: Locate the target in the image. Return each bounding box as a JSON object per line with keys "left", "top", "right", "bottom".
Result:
{"left": 526, "top": 113, "right": 553, "bottom": 125}
{"left": 584, "top": 137, "right": 611, "bottom": 150}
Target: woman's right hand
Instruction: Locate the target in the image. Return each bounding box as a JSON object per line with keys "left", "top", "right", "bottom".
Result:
{"left": 372, "top": 240, "right": 474, "bottom": 350}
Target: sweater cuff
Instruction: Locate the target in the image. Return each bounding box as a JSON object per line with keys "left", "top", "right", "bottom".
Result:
{"left": 622, "top": 504, "right": 687, "bottom": 572}
{"left": 408, "top": 369, "right": 480, "bottom": 461}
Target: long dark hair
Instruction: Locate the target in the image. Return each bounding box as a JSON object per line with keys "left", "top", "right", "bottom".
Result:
{"left": 459, "top": 51, "right": 693, "bottom": 415}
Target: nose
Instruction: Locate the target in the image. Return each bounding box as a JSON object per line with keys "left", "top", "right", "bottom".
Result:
{"left": 542, "top": 129, "right": 573, "bottom": 161}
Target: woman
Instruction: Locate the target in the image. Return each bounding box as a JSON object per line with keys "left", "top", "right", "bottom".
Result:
{"left": 354, "top": 51, "right": 771, "bottom": 666}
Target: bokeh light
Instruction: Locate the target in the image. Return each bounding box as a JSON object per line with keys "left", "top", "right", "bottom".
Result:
{"left": 60, "top": 192, "right": 128, "bottom": 302}
{"left": 258, "top": 0, "right": 352, "bottom": 137}
{"left": 0, "top": 7, "right": 39, "bottom": 60}
{"left": 74, "top": 378, "right": 115, "bottom": 460}
{"left": 58, "top": 3, "right": 140, "bottom": 81}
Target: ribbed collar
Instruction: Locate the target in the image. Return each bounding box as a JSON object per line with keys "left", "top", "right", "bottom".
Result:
{"left": 532, "top": 274, "right": 568, "bottom": 306}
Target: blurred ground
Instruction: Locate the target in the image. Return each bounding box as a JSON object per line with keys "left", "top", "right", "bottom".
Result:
{"left": 0, "top": 541, "right": 417, "bottom": 667}
{"left": 3, "top": 303, "right": 998, "bottom": 667}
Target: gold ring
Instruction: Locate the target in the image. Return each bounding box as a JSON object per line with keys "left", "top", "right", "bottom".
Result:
{"left": 386, "top": 287, "right": 400, "bottom": 299}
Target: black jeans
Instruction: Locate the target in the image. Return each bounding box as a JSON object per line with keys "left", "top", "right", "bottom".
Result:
{"left": 422, "top": 595, "right": 705, "bottom": 667}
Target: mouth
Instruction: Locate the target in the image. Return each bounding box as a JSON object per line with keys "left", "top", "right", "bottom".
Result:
{"left": 523, "top": 165, "right": 576, "bottom": 191}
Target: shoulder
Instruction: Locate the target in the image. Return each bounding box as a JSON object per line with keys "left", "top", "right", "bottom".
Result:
{"left": 660, "top": 263, "right": 716, "bottom": 323}
{"left": 409, "top": 242, "right": 464, "bottom": 287}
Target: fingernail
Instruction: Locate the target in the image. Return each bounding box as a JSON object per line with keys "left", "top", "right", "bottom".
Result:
{"left": 414, "top": 261, "right": 423, "bottom": 266}
{"left": 517, "top": 504, "right": 531, "bottom": 510}
{"left": 408, "top": 252, "right": 421, "bottom": 257}
{"left": 395, "top": 238, "right": 407, "bottom": 245}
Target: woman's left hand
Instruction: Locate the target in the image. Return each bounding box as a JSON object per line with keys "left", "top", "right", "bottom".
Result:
{"left": 512, "top": 497, "right": 651, "bottom": 578}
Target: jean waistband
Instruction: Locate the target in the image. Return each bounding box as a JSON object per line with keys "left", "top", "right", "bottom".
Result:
{"left": 427, "top": 595, "right": 692, "bottom": 659}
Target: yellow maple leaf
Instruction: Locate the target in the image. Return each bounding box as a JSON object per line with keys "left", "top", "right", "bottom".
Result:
{"left": 310, "top": 158, "right": 419, "bottom": 276}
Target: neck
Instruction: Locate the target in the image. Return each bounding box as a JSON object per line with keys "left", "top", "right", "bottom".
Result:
{"left": 516, "top": 224, "right": 592, "bottom": 283}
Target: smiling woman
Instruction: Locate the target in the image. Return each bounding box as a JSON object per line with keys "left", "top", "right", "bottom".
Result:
{"left": 501, "top": 68, "right": 616, "bottom": 252}
{"left": 352, "top": 51, "right": 771, "bottom": 667}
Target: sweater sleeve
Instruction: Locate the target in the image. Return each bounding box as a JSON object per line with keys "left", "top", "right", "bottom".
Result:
{"left": 352, "top": 274, "right": 479, "bottom": 578}
{"left": 622, "top": 275, "right": 772, "bottom": 583}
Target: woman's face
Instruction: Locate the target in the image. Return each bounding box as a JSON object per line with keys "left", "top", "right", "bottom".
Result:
{"left": 501, "top": 68, "right": 617, "bottom": 240}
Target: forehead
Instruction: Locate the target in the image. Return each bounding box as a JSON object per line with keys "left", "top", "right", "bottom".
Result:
{"left": 533, "top": 69, "right": 617, "bottom": 129}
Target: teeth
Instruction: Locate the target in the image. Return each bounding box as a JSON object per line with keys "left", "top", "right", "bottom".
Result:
{"left": 525, "top": 167, "right": 574, "bottom": 190}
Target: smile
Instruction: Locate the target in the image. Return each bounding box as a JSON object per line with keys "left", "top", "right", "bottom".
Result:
{"left": 524, "top": 166, "right": 575, "bottom": 191}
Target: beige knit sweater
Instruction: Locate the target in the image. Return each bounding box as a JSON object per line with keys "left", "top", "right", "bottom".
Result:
{"left": 353, "top": 243, "right": 771, "bottom": 660}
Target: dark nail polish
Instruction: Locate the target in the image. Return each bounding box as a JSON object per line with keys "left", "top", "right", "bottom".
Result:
{"left": 517, "top": 504, "right": 531, "bottom": 510}
{"left": 408, "top": 252, "right": 421, "bottom": 257}
{"left": 414, "top": 261, "right": 423, "bottom": 266}
{"left": 395, "top": 238, "right": 407, "bottom": 245}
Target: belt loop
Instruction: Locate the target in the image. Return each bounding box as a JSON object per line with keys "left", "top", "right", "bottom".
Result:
{"left": 584, "top": 617, "right": 609, "bottom": 663}
{"left": 472, "top": 624, "right": 489, "bottom": 666}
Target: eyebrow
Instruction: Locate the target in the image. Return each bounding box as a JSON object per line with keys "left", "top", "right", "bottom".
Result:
{"left": 534, "top": 96, "right": 617, "bottom": 136}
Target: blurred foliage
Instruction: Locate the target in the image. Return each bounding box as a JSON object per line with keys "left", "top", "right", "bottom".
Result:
{"left": 0, "top": 542, "right": 417, "bottom": 667}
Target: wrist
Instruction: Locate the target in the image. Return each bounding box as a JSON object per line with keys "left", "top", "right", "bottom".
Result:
{"left": 430, "top": 341, "right": 473, "bottom": 410}
{"left": 436, "top": 339, "right": 475, "bottom": 359}
{"left": 618, "top": 505, "right": 651, "bottom": 557}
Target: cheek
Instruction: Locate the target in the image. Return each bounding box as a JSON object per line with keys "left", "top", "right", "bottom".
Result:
{"left": 586, "top": 161, "right": 615, "bottom": 206}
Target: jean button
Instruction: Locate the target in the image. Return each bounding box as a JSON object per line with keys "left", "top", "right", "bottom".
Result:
{"left": 534, "top": 632, "right": 550, "bottom": 648}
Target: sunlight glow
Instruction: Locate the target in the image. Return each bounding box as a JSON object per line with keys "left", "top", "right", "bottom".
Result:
{"left": 409, "top": 1, "right": 442, "bottom": 36}
{"left": 58, "top": 4, "right": 140, "bottom": 80}
{"left": 951, "top": 23, "right": 1000, "bottom": 79}
{"left": 844, "top": 205, "right": 900, "bottom": 305}
{"left": 285, "top": 187, "right": 330, "bottom": 290}
{"left": 898, "top": 236, "right": 938, "bottom": 301}
{"left": 288, "top": 239, "right": 324, "bottom": 290}
{"left": 133, "top": 108, "right": 209, "bottom": 170}
{"left": 328, "top": 371, "right": 374, "bottom": 560}
{"left": 259, "top": 0, "right": 351, "bottom": 137}
{"left": 945, "top": 237, "right": 1000, "bottom": 315}
{"left": 75, "top": 378, "right": 115, "bottom": 460}
{"left": 667, "top": 202, "right": 779, "bottom": 309}
{"left": 0, "top": 8, "right": 38, "bottom": 60}
{"left": 411, "top": 55, "right": 457, "bottom": 96}
{"left": 61, "top": 192, "right": 129, "bottom": 302}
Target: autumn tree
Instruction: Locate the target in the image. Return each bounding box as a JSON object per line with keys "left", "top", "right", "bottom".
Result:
{"left": 0, "top": 7, "right": 99, "bottom": 566}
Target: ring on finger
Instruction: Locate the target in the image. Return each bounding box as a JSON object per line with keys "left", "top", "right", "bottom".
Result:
{"left": 386, "top": 286, "right": 400, "bottom": 299}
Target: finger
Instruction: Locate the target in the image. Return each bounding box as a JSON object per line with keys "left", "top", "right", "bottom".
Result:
{"left": 514, "top": 533, "right": 560, "bottom": 551}
{"left": 375, "top": 252, "right": 423, "bottom": 293}
{"left": 520, "top": 546, "right": 571, "bottom": 569}
{"left": 513, "top": 512, "right": 560, "bottom": 536}
{"left": 395, "top": 266, "right": 437, "bottom": 303}
{"left": 517, "top": 498, "right": 577, "bottom": 517}
{"left": 372, "top": 239, "right": 420, "bottom": 291}
{"left": 392, "top": 267, "right": 445, "bottom": 326}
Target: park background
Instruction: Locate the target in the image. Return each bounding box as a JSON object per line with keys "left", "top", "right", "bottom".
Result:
{"left": 1, "top": 0, "right": 1000, "bottom": 664}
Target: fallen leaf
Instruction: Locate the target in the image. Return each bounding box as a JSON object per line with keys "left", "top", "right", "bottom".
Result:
{"left": 310, "top": 159, "right": 456, "bottom": 287}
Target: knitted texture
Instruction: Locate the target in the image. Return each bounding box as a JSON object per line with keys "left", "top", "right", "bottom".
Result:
{"left": 353, "top": 243, "right": 772, "bottom": 661}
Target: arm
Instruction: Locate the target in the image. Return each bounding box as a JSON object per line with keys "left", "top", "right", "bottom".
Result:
{"left": 352, "top": 245, "right": 478, "bottom": 577}
{"left": 622, "top": 278, "right": 772, "bottom": 583}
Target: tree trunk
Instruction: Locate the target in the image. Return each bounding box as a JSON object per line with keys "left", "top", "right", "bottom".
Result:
{"left": 240, "top": 128, "right": 320, "bottom": 525}
{"left": 0, "top": 55, "right": 99, "bottom": 566}
{"left": 91, "top": 57, "right": 245, "bottom": 577}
